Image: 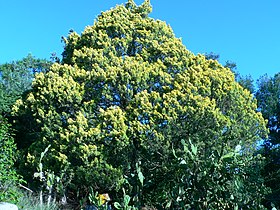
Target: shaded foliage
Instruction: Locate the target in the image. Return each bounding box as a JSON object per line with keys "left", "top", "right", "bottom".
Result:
{"left": 0, "top": 115, "right": 23, "bottom": 203}
{"left": 256, "top": 73, "right": 280, "bottom": 208}
{"left": 0, "top": 54, "right": 52, "bottom": 115}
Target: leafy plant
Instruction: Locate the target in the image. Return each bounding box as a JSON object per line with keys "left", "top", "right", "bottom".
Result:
{"left": 114, "top": 188, "right": 137, "bottom": 210}
{"left": 0, "top": 115, "right": 23, "bottom": 203}
{"left": 33, "top": 145, "right": 70, "bottom": 208}
{"left": 87, "top": 189, "right": 111, "bottom": 210}
{"left": 166, "top": 140, "right": 269, "bottom": 209}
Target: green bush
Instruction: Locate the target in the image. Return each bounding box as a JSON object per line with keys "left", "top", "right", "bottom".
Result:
{"left": 161, "top": 140, "right": 269, "bottom": 209}
{"left": 0, "top": 116, "right": 23, "bottom": 203}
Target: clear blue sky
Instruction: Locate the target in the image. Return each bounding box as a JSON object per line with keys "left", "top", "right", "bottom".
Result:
{"left": 1, "top": 0, "right": 280, "bottom": 81}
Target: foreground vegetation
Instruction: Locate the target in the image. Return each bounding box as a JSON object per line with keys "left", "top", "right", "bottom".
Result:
{"left": 1, "top": 0, "right": 280, "bottom": 209}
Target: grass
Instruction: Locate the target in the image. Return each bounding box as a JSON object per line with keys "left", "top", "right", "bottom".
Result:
{"left": 16, "top": 190, "right": 60, "bottom": 210}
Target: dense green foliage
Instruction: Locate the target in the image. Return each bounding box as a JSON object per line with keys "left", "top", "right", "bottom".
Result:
{"left": 0, "top": 54, "right": 51, "bottom": 115}
{"left": 11, "top": 1, "right": 269, "bottom": 209}
{"left": 0, "top": 115, "right": 23, "bottom": 203}
{"left": 256, "top": 73, "right": 280, "bottom": 208}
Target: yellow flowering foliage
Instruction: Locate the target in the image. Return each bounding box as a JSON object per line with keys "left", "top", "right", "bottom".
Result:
{"left": 13, "top": 0, "right": 267, "bottom": 206}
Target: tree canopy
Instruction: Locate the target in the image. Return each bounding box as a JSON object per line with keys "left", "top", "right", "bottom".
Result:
{"left": 0, "top": 54, "right": 51, "bottom": 115}
{"left": 256, "top": 73, "right": 280, "bottom": 208}
{"left": 205, "top": 52, "right": 255, "bottom": 93}
{"left": 13, "top": 0, "right": 268, "bottom": 208}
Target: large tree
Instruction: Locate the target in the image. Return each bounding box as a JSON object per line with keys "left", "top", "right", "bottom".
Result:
{"left": 13, "top": 0, "right": 268, "bottom": 208}
{"left": 256, "top": 73, "right": 280, "bottom": 208}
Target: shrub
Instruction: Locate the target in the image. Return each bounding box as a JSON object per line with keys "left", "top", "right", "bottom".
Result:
{"left": 0, "top": 115, "right": 23, "bottom": 203}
